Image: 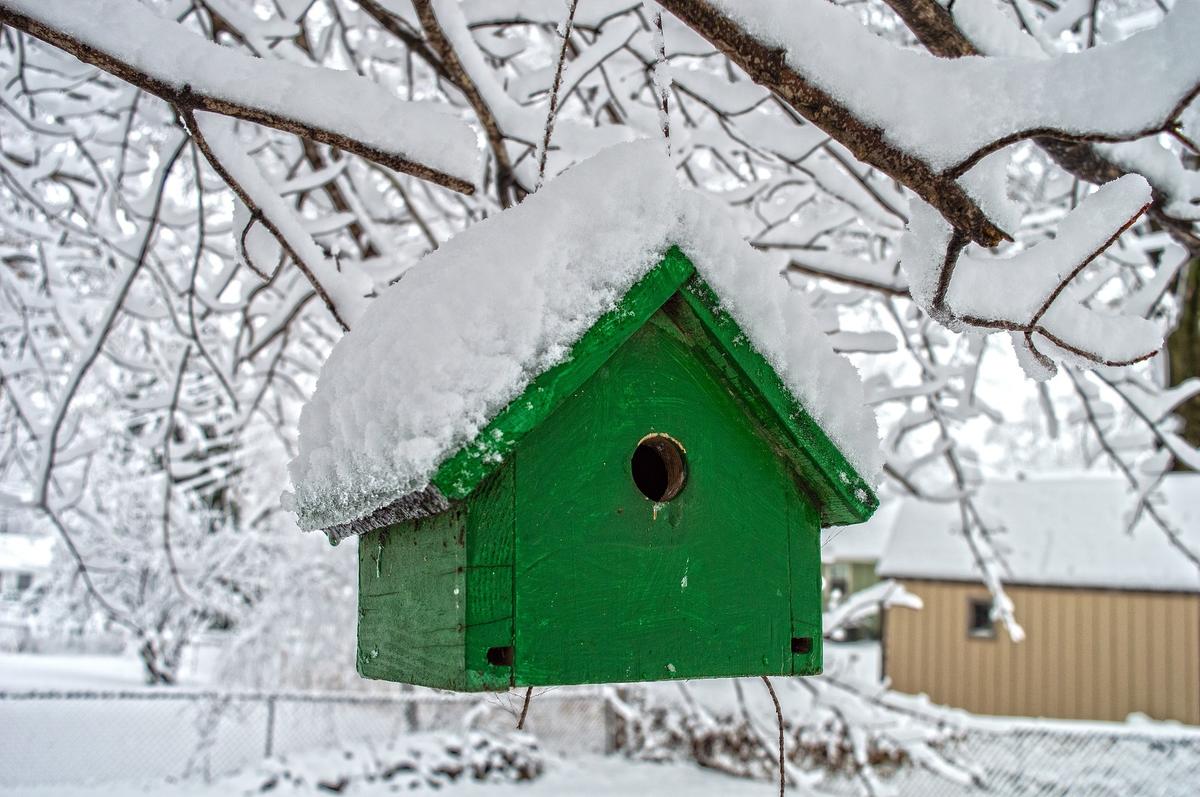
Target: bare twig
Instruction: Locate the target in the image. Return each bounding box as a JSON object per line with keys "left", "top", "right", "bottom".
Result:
{"left": 760, "top": 676, "right": 785, "bottom": 797}
{"left": 516, "top": 686, "right": 533, "bottom": 730}
{"left": 536, "top": 0, "right": 581, "bottom": 190}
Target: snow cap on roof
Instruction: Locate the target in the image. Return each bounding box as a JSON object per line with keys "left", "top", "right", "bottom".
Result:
{"left": 877, "top": 475, "right": 1200, "bottom": 593}
{"left": 288, "top": 141, "right": 881, "bottom": 532}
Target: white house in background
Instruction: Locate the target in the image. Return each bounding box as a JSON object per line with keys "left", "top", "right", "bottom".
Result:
{"left": 877, "top": 474, "right": 1200, "bottom": 724}
{"left": 0, "top": 532, "right": 53, "bottom": 601}
{"left": 0, "top": 532, "right": 54, "bottom": 650}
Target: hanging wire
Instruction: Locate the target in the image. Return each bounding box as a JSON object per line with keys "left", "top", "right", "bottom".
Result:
{"left": 761, "top": 676, "right": 786, "bottom": 797}
{"left": 535, "top": 0, "right": 581, "bottom": 191}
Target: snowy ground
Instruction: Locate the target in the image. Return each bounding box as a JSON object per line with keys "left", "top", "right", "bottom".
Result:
{"left": 0, "top": 645, "right": 218, "bottom": 691}
{"left": 5, "top": 753, "right": 778, "bottom": 797}
{"left": 4, "top": 648, "right": 1200, "bottom": 795}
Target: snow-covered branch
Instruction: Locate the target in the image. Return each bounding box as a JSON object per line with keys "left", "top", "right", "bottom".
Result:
{"left": 885, "top": 0, "right": 1200, "bottom": 253}
{"left": 0, "top": 0, "right": 480, "bottom": 193}
{"left": 184, "top": 111, "right": 372, "bottom": 331}
{"left": 824, "top": 579, "right": 921, "bottom": 639}
{"left": 904, "top": 174, "right": 1159, "bottom": 376}
{"left": 662, "top": 0, "right": 1199, "bottom": 248}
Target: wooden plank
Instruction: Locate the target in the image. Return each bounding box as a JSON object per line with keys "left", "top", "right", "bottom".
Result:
{"left": 1186, "top": 598, "right": 1200, "bottom": 724}
{"left": 1150, "top": 593, "right": 1171, "bottom": 720}
{"left": 1077, "top": 592, "right": 1096, "bottom": 720}
{"left": 789, "top": 494, "right": 823, "bottom": 676}
{"left": 1092, "top": 591, "right": 1111, "bottom": 720}
{"left": 513, "top": 309, "right": 801, "bottom": 685}
{"left": 678, "top": 279, "right": 877, "bottom": 526}
{"left": 465, "top": 464, "right": 515, "bottom": 690}
{"left": 1130, "top": 593, "right": 1150, "bottom": 717}
{"left": 357, "top": 511, "right": 467, "bottom": 689}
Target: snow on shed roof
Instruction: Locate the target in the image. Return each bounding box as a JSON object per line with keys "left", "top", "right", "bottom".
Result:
{"left": 877, "top": 475, "right": 1200, "bottom": 593}
{"left": 288, "top": 141, "right": 880, "bottom": 533}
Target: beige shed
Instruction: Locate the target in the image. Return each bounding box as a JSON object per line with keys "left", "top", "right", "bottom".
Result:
{"left": 878, "top": 475, "right": 1200, "bottom": 724}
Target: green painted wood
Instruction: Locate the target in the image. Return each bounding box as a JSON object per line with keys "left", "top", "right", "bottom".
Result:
{"left": 789, "top": 494, "right": 824, "bottom": 675}
{"left": 464, "top": 465, "right": 516, "bottom": 690}
{"left": 672, "top": 279, "right": 878, "bottom": 528}
{"left": 432, "top": 248, "right": 696, "bottom": 500}
{"left": 429, "top": 246, "right": 876, "bottom": 526}
{"left": 357, "top": 510, "right": 467, "bottom": 689}
{"left": 513, "top": 308, "right": 806, "bottom": 686}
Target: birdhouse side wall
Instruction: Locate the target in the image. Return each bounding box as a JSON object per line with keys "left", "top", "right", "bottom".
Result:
{"left": 357, "top": 508, "right": 467, "bottom": 689}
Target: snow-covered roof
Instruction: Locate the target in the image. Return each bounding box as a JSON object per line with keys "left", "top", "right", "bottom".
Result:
{"left": 289, "top": 141, "right": 881, "bottom": 533}
{"left": 877, "top": 475, "right": 1200, "bottom": 593}
{"left": 822, "top": 498, "right": 901, "bottom": 564}
{"left": 0, "top": 534, "right": 55, "bottom": 572}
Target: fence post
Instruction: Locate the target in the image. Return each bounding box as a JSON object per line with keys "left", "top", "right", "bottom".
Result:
{"left": 264, "top": 696, "right": 277, "bottom": 759}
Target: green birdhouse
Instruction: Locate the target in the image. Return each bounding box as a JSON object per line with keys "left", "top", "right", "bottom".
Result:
{"left": 289, "top": 143, "right": 879, "bottom": 693}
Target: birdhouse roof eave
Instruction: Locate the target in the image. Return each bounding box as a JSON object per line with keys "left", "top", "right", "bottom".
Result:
{"left": 317, "top": 247, "right": 878, "bottom": 540}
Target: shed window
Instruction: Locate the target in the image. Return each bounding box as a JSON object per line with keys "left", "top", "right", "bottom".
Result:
{"left": 16, "top": 573, "right": 32, "bottom": 592}
{"left": 967, "top": 598, "right": 995, "bottom": 639}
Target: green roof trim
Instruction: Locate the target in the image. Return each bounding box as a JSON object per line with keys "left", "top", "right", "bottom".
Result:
{"left": 430, "top": 246, "right": 877, "bottom": 526}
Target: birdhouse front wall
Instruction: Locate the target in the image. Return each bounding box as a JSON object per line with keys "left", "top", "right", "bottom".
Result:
{"left": 357, "top": 293, "right": 825, "bottom": 691}
{"left": 514, "top": 302, "right": 823, "bottom": 685}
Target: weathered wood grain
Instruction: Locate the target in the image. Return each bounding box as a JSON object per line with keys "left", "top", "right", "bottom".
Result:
{"left": 465, "top": 465, "right": 516, "bottom": 690}
{"left": 513, "top": 310, "right": 801, "bottom": 685}
{"left": 357, "top": 510, "right": 467, "bottom": 689}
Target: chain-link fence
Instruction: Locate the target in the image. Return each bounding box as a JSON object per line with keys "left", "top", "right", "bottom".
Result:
{"left": 815, "top": 718, "right": 1200, "bottom": 796}
{"left": 0, "top": 686, "right": 610, "bottom": 787}
{"left": 4, "top": 687, "right": 1200, "bottom": 793}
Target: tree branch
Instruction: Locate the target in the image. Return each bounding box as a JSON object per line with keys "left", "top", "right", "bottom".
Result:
{"left": 656, "top": 0, "right": 1010, "bottom": 246}
{"left": 0, "top": 0, "right": 477, "bottom": 194}
{"left": 408, "top": 0, "right": 522, "bottom": 206}
{"left": 883, "top": 0, "right": 1200, "bottom": 254}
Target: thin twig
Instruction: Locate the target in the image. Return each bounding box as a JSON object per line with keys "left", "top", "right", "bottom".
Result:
{"left": 516, "top": 686, "right": 534, "bottom": 730}
{"left": 536, "top": 0, "right": 580, "bottom": 190}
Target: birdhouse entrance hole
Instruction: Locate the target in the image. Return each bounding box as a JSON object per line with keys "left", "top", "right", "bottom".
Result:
{"left": 631, "top": 434, "right": 687, "bottom": 502}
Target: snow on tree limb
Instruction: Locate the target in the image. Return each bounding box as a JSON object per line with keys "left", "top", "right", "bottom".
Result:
{"left": 658, "top": 0, "right": 1011, "bottom": 248}
{"left": 824, "top": 579, "right": 921, "bottom": 638}
{"left": 659, "top": 0, "right": 1200, "bottom": 249}
{"left": 0, "top": 0, "right": 481, "bottom": 194}
{"left": 886, "top": 0, "right": 1200, "bottom": 253}
{"left": 902, "top": 174, "right": 1158, "bottom": 376}
{"left": 184, "top": 111, "right": 372, "bottom": 331}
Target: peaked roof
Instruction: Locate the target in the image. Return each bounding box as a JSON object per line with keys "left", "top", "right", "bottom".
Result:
{"left": 289, "top": 141, "right": 881, "bottom": 538}
{"left": 877, "top": 475, "right": 1200, "bottom": 593}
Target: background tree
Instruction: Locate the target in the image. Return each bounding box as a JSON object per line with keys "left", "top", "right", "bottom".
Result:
{"left": 0, "top": 0, "right": 1196, "bottom": 783}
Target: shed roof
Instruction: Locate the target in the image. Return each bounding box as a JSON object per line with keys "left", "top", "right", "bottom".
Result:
{"left": 288, "top": 141, "right": 881, "bottom": 536}
{"left": 876, "top": 474, "right": 1200, "bottom": 593}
